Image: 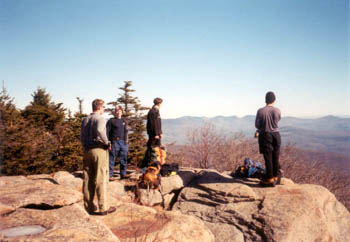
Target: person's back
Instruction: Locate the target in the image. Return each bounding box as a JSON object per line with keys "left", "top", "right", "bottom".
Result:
{"left": 255, "top": 105, "right": 281, "bottom": 133}
{"left": 147, "top": 106, "right": 162, "bottom": 136}
{"left": 80, "top": 99, "right": 116, "bottom": 216}
{"left": 81, "top": 113, "right": 109, "bottom": 150}
{"left": 255, "top": 91, "right": 282, "bottom": 187}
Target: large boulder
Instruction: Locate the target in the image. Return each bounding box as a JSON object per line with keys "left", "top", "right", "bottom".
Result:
{"left": 51, "top": 171, "right": 83, "bottom": 191}
{"left": 0, "top": 175, "right": 82, "bottom": 215}
{"left": 97, "top": 202, "right": 214, "bottom": 242}
{"left": 173, "top": 170, "right": 350, "bottom": 242}
{"left": 0, "top": 204, "right": 119, "bottom": 241}
{"left": 160, "top": 169, "right": 197, "bottom": 195}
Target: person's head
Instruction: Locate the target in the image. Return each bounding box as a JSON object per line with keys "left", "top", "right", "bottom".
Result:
{"left": 92, "top": 99, "right": 105, "bottom": 114}
{"left": 265, "top": 91, "right": 276, "bottom": 105}
{"left": 114, "top": 105, "right": 123, "bottom": 118}
{"left": 153, "top": 97, "right": 163, "bottom": 107}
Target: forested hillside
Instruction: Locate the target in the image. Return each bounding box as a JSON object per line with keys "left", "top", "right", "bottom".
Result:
{"left": 0, "top": 81, "right": 148, "bottom": 175}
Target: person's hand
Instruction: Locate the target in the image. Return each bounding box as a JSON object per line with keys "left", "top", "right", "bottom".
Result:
{"left": 159, "top": 134, "right": 163, "bottom": 138}
{"left": 155, "top": 135, "right": 160, "bottom": 139}
{"left": 108, "top": 143, "right": 112, "bottom": 151}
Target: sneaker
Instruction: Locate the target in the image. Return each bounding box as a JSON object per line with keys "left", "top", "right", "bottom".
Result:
{"left": 92, "top": 206, "right": 116, "bottom": 216}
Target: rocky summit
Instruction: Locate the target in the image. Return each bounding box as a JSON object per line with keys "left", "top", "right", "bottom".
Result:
{"left": 0, "top": 169, "right": 349, "bottom": 242}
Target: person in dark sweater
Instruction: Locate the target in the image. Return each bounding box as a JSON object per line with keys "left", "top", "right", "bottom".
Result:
{"left": 255, "top": 91, "right": 282, "bottom": 187}
{"left": 142, "top": 97, "right": 163, "bottom": 168}
{"left": 106, "top": 106, "right": 130, "bottom": 180}
{"left": 147, "top": 97, "right": 163, "bottom": 147}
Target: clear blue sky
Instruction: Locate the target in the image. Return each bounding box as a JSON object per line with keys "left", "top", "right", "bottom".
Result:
{"left": 1, "top": 0, "right": 349, "bottom": 118}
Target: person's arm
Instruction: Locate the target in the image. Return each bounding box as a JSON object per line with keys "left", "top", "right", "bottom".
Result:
{"left": 255, "top": 110, "right": 261, "bottom": 130}
{"left": 155, "top": 115, "right": 161, "bottom": 136}
{"left": 97, "top": 117, "right": 109, "bottom": 145}
{"left": 106, "top": 119, "right": 111, "bottom": 141}
{"left": 123, "top": 118, "right": 129, "bottom": 143}
{"left": 148, "top": 110, "right": 156, "bottom": 136}
{"left": 277, "top": 108, "right": 281, "bottom": 122}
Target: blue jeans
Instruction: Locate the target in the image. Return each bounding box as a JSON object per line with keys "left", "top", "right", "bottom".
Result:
{"left": 109, "top": 140, "right": 128, "bottom": 177}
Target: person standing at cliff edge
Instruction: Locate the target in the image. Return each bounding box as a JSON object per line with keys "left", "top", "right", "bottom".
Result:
{"left": 80, "top": 99, "right": 116, "bottom": 215}
{"left": 255, "top": 92, "right": 282, "bottom": 187}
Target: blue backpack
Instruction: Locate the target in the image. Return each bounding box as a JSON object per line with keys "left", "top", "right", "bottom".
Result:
{"left": 234, "top": 158, "right": 265, "bottom": 179}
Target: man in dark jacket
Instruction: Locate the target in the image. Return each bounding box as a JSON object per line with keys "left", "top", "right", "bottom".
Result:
{"left": 147, "top": 97, "right": 163, "bottom": 147}
{"left": 106, "top": 106, "right": 130, "bottom": 180}
{"left": 142, "top": 97, "right": 163, "bottom": 168}
{"left": 255, "top": 91, "right": 282, "bottom": 187}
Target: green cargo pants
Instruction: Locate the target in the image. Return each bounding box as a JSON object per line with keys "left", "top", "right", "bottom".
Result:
{"left": 82, "top": 148, "right": 109, "bottom": 213}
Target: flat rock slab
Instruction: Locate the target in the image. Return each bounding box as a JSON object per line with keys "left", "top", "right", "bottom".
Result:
{"left": 0, "top": 176, "right": 82, "bottom": 215}
{"left": 0, "top": 204, "right": 119, "bottom": 242}
{"left": 97, "top": 202, "right": 214, "bottom": 242}
{"left": 160, "top": 169, "right": 197, "bottom": 195}
{"left": 174, "top": 170, "right": 350, "bottom": 242}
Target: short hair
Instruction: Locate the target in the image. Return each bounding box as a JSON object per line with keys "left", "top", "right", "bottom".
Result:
{"left": 153, "top": 97, "right": 163, "bottom": 105}
{"left": 265, "top": 92, "right": 276, "bottom": 104}
{"left": 92, "top": 99, "right": 104, "bottom": 111}
{"left": 115, "top": 105, "right": 123, "bottom": 113}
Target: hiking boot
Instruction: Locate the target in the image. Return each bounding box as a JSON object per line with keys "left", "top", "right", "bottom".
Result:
{"left": 260, "top": 177, "right": 276, "bottom": 187}
{"left": 274, "top": 175, "right": 282, "bottom": 185}
{"left": 274, "top": 169, "right": 283, "bottom": 185}
{"left": 120, "top": 174, "right": 131, "bottom": 179}
{"left": 92, "top": 206, "right": 116, "bottom": 216}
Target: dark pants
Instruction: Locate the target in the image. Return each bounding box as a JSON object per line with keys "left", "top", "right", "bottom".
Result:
{"left": 142, "top": 136, "right": 161, "bottom": 168}
{"left": 109, "top": 140, "right": 128, "bottom": 177}
{"left": 147, "top": 135, "right": 161, "bottom": 148}
{"left": 258, "top": 132, "right": 281, "bottom": 179}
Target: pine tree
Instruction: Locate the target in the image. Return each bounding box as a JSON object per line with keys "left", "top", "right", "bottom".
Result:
{"left": 52, "top": 111, "right": 86, "bottom": 172}
{"left": 0, "top": 85, "right": 55, "bottom": 175}
{"left": 108, "top": 81, "right": 149, "bottom": 167}
{"left": 0, "top": 82, "right": 20, "bottom": 174}
{"left": 22, "top": 87, "right": 66, "bottom": 131}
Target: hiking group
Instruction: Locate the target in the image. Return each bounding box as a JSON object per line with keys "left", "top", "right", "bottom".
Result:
{"left": 80, "top": 91, "right": 282, "bottom": 215}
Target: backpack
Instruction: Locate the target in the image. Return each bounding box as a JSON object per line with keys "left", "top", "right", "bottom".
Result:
{"left": 142, "top": 145, "right": 167, "bottom": 168}
{"left": 233, "top": 158, "right": 265, "bottom": 179}
{"left": 160, "top": 163, "right": 179, "bottom": 177}
{"left": 153, "top": 146, "right": 166, "bottom": 165}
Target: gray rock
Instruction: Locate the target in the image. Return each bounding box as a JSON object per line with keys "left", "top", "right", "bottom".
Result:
{"left": 0, "top": 176, "right": 82, "bottom": 215}
{"left": 97, "top": 202, "right": 214, "bottom": 242}
{"left": 173, "top": 169, "right": 350, "bottom": 242}
{"left": 0, "top": 204, "right": 120, "bottom": 242}
{"left": 52, "top": 171, "right": 83, "bottom": 191}
{"left": 138, "top": 189, "right": 163, "bottom": 206}
{"left": 160, "top": 169, "right": 197, "bottom": 195}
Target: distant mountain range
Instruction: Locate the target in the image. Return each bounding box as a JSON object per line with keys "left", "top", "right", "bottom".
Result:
{"left": 162, "top": 115, "right": 350, "bottom": 156}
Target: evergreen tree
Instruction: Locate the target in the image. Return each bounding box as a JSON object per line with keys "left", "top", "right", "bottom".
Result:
{"left": 22, "top": 87, "right": 66, "bottom": 131}
{"left": 0, "top": 83, "right": 21, "bottom": 174}
{"left": 52, "top": 112, "right": 86, "bottom": 172}
{"left": 0, "top": 85, "right": 55, "bottom": 175}
{"left": 108, "top": 81, "right": 149, "bottom": 167}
